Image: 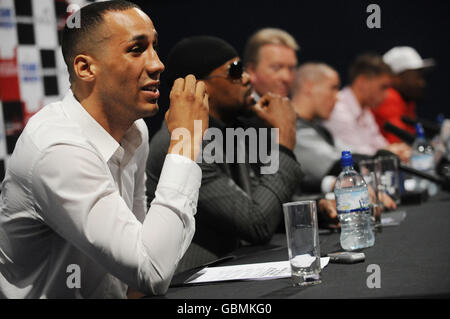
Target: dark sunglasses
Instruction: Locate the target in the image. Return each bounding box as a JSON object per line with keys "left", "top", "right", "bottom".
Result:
{"left": 204, "top": 60, "right": 244, "bottom": 81}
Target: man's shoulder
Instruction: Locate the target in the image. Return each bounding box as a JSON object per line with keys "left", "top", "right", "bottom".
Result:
{"left": 22, "top": 101, "right": 90, "bottom": 152}
{"left": 134, "top": 118, "right": 149, "bottom": 136}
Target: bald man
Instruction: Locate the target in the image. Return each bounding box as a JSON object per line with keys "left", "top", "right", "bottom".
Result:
{"left": 291, "top": 63, "right": 346, "bottom": 192}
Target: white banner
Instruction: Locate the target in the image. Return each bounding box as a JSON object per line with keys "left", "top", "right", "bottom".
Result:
{"left": 17, "top": 45, "right": 44, "bottom": 113}
{"left": 0, "top": 100, "right": 8, "bottom": 159}
{"left": 0, "top": 0, "right": 17, "bottom": 58}
{"left": 32, "top": 0, "right": 58, "bottom": 49}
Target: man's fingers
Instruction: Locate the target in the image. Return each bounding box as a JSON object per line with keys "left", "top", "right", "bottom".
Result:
{"left": 327, "top": 204, "right": 338, "bottom": 219}
{"left": 380, "top": 192, "right": 397, "bottom": 210}
{"left": 250, "top": 103, "right": 265, "bottom": 117}
{"left": 319, "top": 199, "right": 338, "bottom": 220}
{"left": 170, "top": 78, "right": 184, "bottom": 98}
{"left": 165, "top": 109, "right": 170, "bottom": 122}
{"left": 258, "top": 92, "right": 275, "bottom": 108}
{"left": 195, "top": 80, "right": 207, "bottom": 100}
{"left": 184, "top": 74, "right": 197, "bottom": 96}
{"left": 202, "top": 92, "right": 209, "bottom": 111}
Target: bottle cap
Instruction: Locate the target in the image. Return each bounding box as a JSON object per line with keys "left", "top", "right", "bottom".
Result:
{"left": 415, "top": 123, "right": 425, "bottom": 138}
{"left": 341, "top": 150, "right": 353, "bottom": 167}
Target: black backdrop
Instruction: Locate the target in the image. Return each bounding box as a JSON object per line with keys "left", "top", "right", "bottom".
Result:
{"left": 130, "top": 0, "right": 450, "bottom": 140}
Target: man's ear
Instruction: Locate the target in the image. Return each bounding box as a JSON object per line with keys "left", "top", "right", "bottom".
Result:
{"left": 73, "top": 54, "right": 96, "bottom": 82}
{"left": 303, "top": 80, "right": 314, "bottom": 96}
{"left": 353, "top": 74, "right": 366, "bottom": 89}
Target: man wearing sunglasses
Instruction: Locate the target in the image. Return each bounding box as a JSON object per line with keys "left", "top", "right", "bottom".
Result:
{"left": 146, "top": 36, "right": 338, "bottom": 273}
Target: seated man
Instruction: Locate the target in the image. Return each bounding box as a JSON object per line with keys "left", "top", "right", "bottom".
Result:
{"left": 146, "top": 36, "right": 338, "bottom": 273}
{"left": 291, "top": 62, "right": 345, "bottom": 192}
{"left": 323, "top": 53, "right": 410, "bottom": 162}
{"left": 0, "top": 1, "right": 209, "bottom": 298}
{"left": 243, "top": 27, "right": 299, "bottom": 99}
{"left": 239, "top": 28, "right": 299, "bottom": 164}
{"left": 373, "top": 46, "right": 435, "bottom": 143}
{"left": 291, "top": 63, "right": 397, "bottom": 210}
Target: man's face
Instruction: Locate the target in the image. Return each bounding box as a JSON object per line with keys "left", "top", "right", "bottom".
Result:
{"left": 360, "top": 73, "right": 391, "bottom": 108}
{"left": 205, "top": 58, "right": 253, "bottom": 117}
{"left": 247, "top": 44, "right": 297, "bottom": 97}
{"left": 92, "top": 8, "right": 164, "bottom": 120}
{"left": 395, "top": 69, "right": 426, "bottom": 102}
{"left": 311, "top": 71, "right": 340, "bottom": 120}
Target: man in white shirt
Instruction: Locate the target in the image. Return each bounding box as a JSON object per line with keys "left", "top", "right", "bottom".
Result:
{"left": 291, "top": 63, "right": 397, "bottom": 211}
{"left": 323, "top": 53, "right": 410, "bottom": 162}
{"left": 0, "top": 1, "right": 209, "bottom": 298}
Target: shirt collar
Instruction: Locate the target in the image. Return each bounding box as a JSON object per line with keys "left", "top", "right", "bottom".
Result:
{"left": 61, "top": 90, "right": 142, "bottom": 162}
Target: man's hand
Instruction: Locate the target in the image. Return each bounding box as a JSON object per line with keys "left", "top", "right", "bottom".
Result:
{"left": 378, "top": 191, "right": 397, "bottom": 211}
{"left": 166, "top": 75, "right": 209, "bottom": 161}
{"left": 250, "top": 93, "right": 296, "bottom": 150}
{"left": 386, "top": 142, "right": 411, "bottom": 163}
{"left": 317, "top": 199, "right": 340, "bottom": 230}
{"left": 368, "top": 184, "right": 397, "bottom": 211}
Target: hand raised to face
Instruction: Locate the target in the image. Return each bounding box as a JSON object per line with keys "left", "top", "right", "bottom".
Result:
{"left": 251, "top": 92, "right": 297, "bottom": 150}
{"left": 166, "top": 75, "right": 209, "bottom": 161}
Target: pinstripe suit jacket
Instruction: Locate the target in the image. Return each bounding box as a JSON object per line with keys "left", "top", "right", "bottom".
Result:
{"left": 146, "top": 117, "right": 303, "bottom": 273}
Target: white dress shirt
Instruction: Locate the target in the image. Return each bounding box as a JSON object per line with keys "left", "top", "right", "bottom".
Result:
{"left": 323, "top": 87, "right": 388, "bottom": 155}
{"left": 0, "top": 91, "right": 201, "bottom": 298}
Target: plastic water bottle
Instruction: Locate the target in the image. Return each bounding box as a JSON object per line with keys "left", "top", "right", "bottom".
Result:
{"left": 334, "top": 151, "right": 375, "bottom": 251}
{"left": 410, "top": 123, "right": 438, "bottom": 196}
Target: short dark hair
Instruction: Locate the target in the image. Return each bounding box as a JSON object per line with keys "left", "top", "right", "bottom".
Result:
{"left": 348, "top": 53, "right": 392, "bottom": 83}
{"left": 61, "top": 0, "right": 141, "bottom": 82}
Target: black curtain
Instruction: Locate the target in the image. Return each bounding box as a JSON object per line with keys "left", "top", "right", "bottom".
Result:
{"left": 131, "top": 0, "right": 450, "bottom": 141}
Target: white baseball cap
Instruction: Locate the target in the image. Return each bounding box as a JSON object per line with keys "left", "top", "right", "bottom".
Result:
{"left": 383, "top": 46, "right": 435, "bottom": 74}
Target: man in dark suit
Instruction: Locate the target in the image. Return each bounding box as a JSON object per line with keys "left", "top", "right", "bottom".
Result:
{"left": 146, "top": 36, "right": 338, "bottom": 273}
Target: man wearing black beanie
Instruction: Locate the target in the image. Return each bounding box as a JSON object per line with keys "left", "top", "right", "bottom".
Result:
{"left": 146, "top": 36, "right": 338, "bottom": 273}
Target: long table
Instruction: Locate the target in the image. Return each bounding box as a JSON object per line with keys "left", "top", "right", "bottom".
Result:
{"left": 151, "top": 193, "right": 450, "bottom": 299}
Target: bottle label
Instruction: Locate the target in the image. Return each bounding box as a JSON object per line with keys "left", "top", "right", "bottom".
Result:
{"left": 410, "top": 154, "right": 434, "bottom": 171}
{"left": 336, "top": 189, "right": 370, "bottom": 215}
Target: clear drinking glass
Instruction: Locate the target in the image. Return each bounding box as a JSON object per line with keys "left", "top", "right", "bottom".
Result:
{"left": 283, "top": 200, "right": 322, "bottom": 286}
{"left": 376, "top": 155, "right": 401, "bottom": 205}
{"left": 359, "top": 159, "right": 382, "bottom": 229}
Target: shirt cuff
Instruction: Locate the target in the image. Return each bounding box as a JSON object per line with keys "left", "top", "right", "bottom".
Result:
{"left": 157, "top": 154, "right": 202, "bottom": 200}
{"left": 321, "top": 175, "right": 337, "bottom": 193}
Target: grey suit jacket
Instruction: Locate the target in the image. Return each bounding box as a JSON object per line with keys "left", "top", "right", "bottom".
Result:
{"left": 293, "top": 117, "right": 372, "bottom": 193}
{"left": 146, "top": 117, "right": 303, "bottom": 273}
{"left": 293, "top": 118, "right": 341, "bottom": 192}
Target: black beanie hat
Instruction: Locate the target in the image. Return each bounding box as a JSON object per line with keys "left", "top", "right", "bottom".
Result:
{"left": 164, "top": 35, "right": 238, "bottom": 87}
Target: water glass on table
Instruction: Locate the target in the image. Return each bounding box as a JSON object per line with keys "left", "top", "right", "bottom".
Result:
{"left": 358, "top": 159, "right": 382, "bottom": 229}
{"left": 283, "top": 200, "right": 322, "bottom": 286}
{"left": 376, "top": 155, "right": 401, "bottom": 205}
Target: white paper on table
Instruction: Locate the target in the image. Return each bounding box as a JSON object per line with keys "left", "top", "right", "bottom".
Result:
{"left": 381, "top": 210, "right": 407, "bottom": 227}
{"left": 185, "top": 258, "right": 330, "bottom": 284}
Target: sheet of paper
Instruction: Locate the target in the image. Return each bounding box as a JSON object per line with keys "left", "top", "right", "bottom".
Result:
{"left": 186, "top": 258, "right": 330, "bottom": 284}
{"left": 381, "top": 210, "right": 407, "bottom": 227}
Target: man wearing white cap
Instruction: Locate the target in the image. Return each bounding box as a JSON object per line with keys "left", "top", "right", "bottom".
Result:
{"left": 373, "top": 46, "right": 435, "bottom": 143}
